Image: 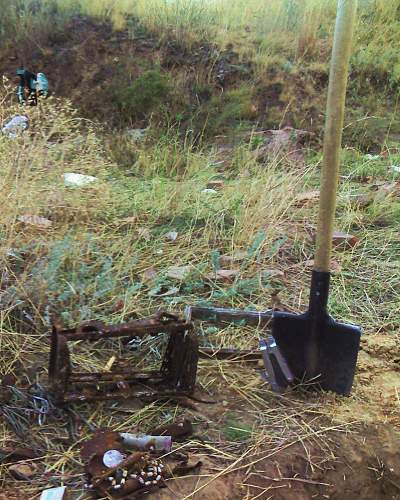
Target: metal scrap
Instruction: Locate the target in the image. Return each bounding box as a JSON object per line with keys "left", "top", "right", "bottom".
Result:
{"left": 172, "top": 460, "right": 203, "bottom": 476}
{"left": 48, "top": 311, "right": 198, "bottom": 405}
{"left": 199, "top": 346, "right": 261, "bottom": 362}
{"left": 185, "top": 305, "right": 273, "bottom": 327}
{"left": 1, "top": 383, "right": 56, "bottom": 437}
{"left": 259, "top": 336, "right": 294, "bottom": 392}
{"left": 82, "top": 431, "right": 166, "bottom": 498}
{"left": 186, "top": 305, "right": 296, "bottom": 391}
{"left": 150, "top": 418, "right": 193, "bottom": 441}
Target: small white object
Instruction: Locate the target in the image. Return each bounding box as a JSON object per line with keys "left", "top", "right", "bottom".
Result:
{"left": 2, "top": 115, "right": 29, "bottom": 139}
{"left": 165, "top": 231, "right": 178, "bottom": 241}
{"left": 145, "top": 481, "right": 151, "bottom": 486}
{"left": 365, "top": 154, "right": 380, "bottom": 160}
{"left": 201, "top": 188, "right": 218, "bottom": 194}
{"left": 391, "top": 165, "right": 400, "bottom": 173}
{"left": 156, "top": 475, "right": 161, "bottom": 481}
{"left": 121, "top": 433, "right": 172, "bottom": 452}
{"left": 103, "top": 449, "right": 125, "bottom": 468}
{"left": 126, "top": 128, "right": 147, "bottom": 141}
{"left": 64, "top": 172, "right": 98, "bottom": 187}
{"left": 40, "top": 487, "right": 68, "bottom": 500}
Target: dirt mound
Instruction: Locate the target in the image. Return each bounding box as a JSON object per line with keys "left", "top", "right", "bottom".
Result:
{"left": 241, "top": 424, "right": 400, "bottom": 499}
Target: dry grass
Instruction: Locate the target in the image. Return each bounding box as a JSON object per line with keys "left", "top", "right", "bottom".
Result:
{"left": 1, "top": 76, "right": 400, "bottom": 497}
{"left": 2, "top": 1, "right": 400, "bottom": 84}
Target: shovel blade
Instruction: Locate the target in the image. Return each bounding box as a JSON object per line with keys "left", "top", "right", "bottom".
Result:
{"left": 272, "top": 311, "right": 361, "bottom": 395}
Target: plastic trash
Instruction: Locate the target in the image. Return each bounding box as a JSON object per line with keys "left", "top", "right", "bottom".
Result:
{"left": 64, "top": 173, "right": 98, "bottom": 187}
{"left": 40, "top": 486, "right": 69, "bottom": 500}
{"left": 120, "top": 433, "right": 172, "bottom": 452}
{"left": 126, "top": 128, "right": 147, "bottom": 141}
{"left": 1, "top": 115, "right": 29, "bottom": 138}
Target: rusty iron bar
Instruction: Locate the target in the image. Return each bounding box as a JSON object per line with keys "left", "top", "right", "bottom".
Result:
{"left": 186, "top": 305, "right": 273, "bottom": 328}
{"left": 69, "top": 370, "right": 163, "bottom": 383}
{"left": 199, "top": 347, "right": 261, "bottom": 362}
{"left": 63, "top": 388, "right": 192, "bottom": 404}
{"left": 57, "top": 315, "right": 190, "bottom": 341}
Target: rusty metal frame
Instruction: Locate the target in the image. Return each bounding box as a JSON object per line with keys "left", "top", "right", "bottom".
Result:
{"left": 48, "top": 311, "right": 198, "bottom": 405}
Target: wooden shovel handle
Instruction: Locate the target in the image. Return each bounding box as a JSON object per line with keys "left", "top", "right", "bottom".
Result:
{"left": 314, "top": 0, "right": 358, "bottom": 272}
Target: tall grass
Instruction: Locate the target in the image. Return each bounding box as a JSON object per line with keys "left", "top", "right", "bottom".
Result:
{"left": 2, "top": 0, "right": 399, "bottom": 84}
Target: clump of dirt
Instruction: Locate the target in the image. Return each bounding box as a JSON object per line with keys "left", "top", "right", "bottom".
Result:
{"left": 242, "top": 424, "right": 400, "bottom": 500}
{"left": 331, "top": 333, "right": 400, "bottom": 427}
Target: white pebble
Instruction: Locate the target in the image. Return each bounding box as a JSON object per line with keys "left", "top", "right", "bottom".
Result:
{"left": 145, "top": 481, "right": 151, "bottom": 486}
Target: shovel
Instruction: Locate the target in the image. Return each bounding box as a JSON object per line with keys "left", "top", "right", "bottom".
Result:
{"left": 272, "top": 0, "right": 361, "bottom": 396}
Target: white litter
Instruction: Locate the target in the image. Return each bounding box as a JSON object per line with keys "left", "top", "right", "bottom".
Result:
{"left": 201, "top": 188, "right": 218, "bottom": 195}
{"left": 40, "top": 486, "right": 68, "bottom": 500}
{"left": 126, "top": 128, "right": 147, "bottom": 141}
{"left": 365, "top": 154, "right": 380, "bottom": 160}
{"left": 2, "top": 115, "right": 29, "bottom": 138}
{"left": 64, "top": 172, "right": 98, "bottom": 187}
{"left": 103, "top": 449, "right": 125, "bottom": 468}
{"left": 391, "top": 165, "right": 400, "bottom": 173}
{"left": 165, "top": 231, "right": 178, "bottom": 241}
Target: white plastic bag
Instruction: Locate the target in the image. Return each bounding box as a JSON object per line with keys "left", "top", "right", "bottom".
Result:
{"left": 2, "top": 115, "right": 29, "bottom": 139}
{"left": 64, "top": 173, "right": 98, "bottom": 187}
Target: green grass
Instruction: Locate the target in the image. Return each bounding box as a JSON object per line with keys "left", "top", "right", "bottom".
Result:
{"left": 222, "top": 413, "right": 253, "bottom": 442}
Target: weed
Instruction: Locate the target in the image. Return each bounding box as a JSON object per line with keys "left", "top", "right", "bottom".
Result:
{"left": 112, "top": 69, "right": 170, "bottom": 119}
{"left": 222, "top": 413, "right": 253, "bottom": 442}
